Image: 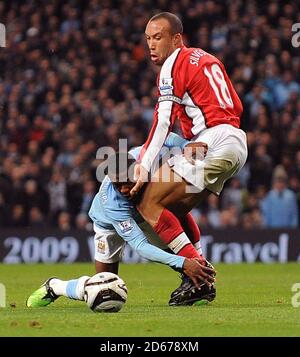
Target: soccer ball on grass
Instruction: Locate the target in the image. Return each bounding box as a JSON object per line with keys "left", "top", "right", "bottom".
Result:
{"left": 84, "top": 272, "right": 128, "bottom": 313}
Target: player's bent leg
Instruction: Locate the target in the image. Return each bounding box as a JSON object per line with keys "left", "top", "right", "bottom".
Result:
{"left": 26, "top": 275, "right": 91, "bottom": 307}
{"left": 178, "top": 213, "right": 203, "bottom": 257}
{"left": 137, "top": 163, "right": 208, "bottom": 260}
{"left": 138, "top": 162, "right": 208, "bottom": 226}
{"left": 138, "top": 163, "right": 194, "bottom": 226}
{"left": 95, "top": 260, "right": 119, "bottom": 274}
{"left": 166, "top": 212, "right": 214, "bottom": 305}
{"left": 166, "top": 189, "right": 211, "bottom": 218}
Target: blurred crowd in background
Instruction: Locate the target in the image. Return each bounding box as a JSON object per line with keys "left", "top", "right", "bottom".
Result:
{"left": 0, "top": 0, "right": 299, "bottom": 231}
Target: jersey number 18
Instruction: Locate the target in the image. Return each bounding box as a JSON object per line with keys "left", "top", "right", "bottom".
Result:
{"left": 204, "top": 64, "right": 234, "bottom": 109}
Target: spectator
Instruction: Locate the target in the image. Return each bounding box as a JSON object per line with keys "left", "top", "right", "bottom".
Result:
{"left": 28, "top": 206, "right": 45, "bottom": 228}
{"left": 47, "top": 171, "right": 67, "bottom": 220}
{"left": 10, "top": 204, "right": 27, "bottom": 227}
{"left": 219, "top": 206, "right": 239, "bottom": 228}
{"left": 75, "top": 213, "right": 92, "bottom": 231}
{"left": 261, "top": 177, "right": 299, "bottom": 228}
{"left": 80, "top": 180, "right": 96, "bottom": 214}
{"left": 222, "top": 178, "right": 246, "bottom": 213}
{"left": 0, "top": 0, "right": 299, "bottom": 229}
{"left": 57, "top": 211, "right": 72, "bottom": 231}
{"left": 206, "top": 195, "right": 221, "bottom": 228}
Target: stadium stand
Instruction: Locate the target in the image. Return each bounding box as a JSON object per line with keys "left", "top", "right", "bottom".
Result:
{"left": 0, "top": 0, "right": 299, "bottom": 229}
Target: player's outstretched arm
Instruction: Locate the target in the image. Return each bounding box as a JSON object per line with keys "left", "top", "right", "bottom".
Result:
{"left": 112, "top": 217, "right": 185, "bottom": 271}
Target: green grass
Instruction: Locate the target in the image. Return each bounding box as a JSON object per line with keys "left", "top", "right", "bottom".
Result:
{"left": 0, "top": 263, "right": 299, "bottom": 336}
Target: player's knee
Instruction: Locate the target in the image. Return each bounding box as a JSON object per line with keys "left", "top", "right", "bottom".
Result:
{"left": 136, "top": 201, "right": 148, "bottom": 218}
{"left": 140, "top": 204, "right": 167, "bottom": 228}
{"left": 137, "top": 202, "right": 156, "bottom": 224}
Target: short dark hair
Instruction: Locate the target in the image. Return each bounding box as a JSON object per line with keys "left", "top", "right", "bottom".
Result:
{"left": 106, "top": 152, "right": 136, "bottom": 183}
{"left": 149, "top": 12, "right": 183, "bottom": 35}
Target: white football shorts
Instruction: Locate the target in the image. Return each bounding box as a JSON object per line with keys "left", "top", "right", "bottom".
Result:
{"left": 168, "top": 124, "right": 248, "bottom": 195}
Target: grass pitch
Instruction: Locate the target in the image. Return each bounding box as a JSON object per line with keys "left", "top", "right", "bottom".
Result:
{"left": 0, "top": 263, "right": 299, "bottom": 336}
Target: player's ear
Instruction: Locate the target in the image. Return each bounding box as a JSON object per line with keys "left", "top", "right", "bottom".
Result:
{"left": 173, "top": 33, "right": 182, "bottom": 46}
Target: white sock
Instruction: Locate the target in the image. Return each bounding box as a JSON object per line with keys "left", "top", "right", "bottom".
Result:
{"left": 50, "top": 276, "right": 90, "bottom": 301}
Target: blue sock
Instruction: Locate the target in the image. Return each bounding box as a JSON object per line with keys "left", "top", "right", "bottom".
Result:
{"left": 50, "top": 276, "right": 90, "bottom": 301}
{"left": 66, "top": 279, "right": 79, "bottom": 300}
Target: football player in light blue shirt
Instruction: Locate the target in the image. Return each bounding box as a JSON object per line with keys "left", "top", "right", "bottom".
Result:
{"left": 88, "top": 133, "right": 190, "bottom": 274}
{"left": 26, "top": 133, "right": 215, "bottom": 308}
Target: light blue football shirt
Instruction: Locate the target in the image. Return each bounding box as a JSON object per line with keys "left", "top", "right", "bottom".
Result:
{"left": 88, "top": 133, "right": 188, "bottom": 270}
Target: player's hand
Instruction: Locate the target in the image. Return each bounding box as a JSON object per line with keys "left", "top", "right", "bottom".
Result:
{"left": 130, "top": 164, "right": 149, "bottom": 197}
{"left": 183, "top": 258, "right": 216, "bottom": 289}
{"left": 183, "top": 142, "right": 208, "bottom": 164}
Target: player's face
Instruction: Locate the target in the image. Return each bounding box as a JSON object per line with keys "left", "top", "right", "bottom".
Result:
{"left": 114, "top": 182, "right": 135, "bottom": 198}
{"left": 145, "top": 19, "right": 178, "bottom": 66}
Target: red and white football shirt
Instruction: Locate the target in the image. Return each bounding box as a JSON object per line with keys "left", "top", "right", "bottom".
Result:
{"left": 140, "top": 46, "right": 243, "bottom": 172}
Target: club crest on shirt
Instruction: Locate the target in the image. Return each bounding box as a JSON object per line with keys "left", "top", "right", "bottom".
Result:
{"left": 159, "top": 77, "right": 173, "bottom": 95}
{"left": 118, "top": 219, "right": 133, "bottom": 234}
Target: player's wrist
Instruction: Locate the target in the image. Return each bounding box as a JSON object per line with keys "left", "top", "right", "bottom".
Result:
{"left": 181, "top": 140, "right": 190, "bottom": 150}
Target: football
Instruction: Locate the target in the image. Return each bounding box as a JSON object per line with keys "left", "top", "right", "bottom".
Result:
{"left": 84, "top": 272, "right": 128, "bottom": 313}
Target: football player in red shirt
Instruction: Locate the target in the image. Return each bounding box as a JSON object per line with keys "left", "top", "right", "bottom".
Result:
{"left": 130, "top": 12, "right": 248, "bottom": 305}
